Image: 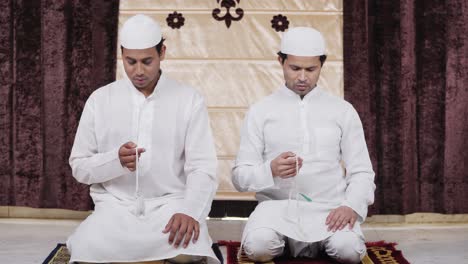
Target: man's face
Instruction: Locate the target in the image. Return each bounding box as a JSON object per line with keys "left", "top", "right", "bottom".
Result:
{"left": 122, "top": 46, "right": 165, "bottom": 93}
{"left": 280, "top": 54, "right": 322, "bottom": 97}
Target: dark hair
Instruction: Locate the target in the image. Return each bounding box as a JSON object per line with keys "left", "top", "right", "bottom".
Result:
{"left": 155, "top": 38, "right": 166, "bottom": 54}
{"left": 120, "top": 38, "right": 166, "bottom": 56}
{"left": 277, "top": 51, "right": 327, "bottom": 66}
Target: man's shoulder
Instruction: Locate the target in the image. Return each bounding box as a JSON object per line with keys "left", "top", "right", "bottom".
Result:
{"left": 162, "top": 75, "right": 205, "bottom": 107}
{"left": 163, "top": 75, "right": 201, "bottom": 97}
{"left": 318, "top": 88, "right": 354, "bottom": 110}
{"left": 248, "top": 89, "right": 281, "bottom": 113}
{"left": 89, "top": 79, "right": 126, "bottom": 100}
{"left": 316, "top": 89, "right": 362, "bottom": 123}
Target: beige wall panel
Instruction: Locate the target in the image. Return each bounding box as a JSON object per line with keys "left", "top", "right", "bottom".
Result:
{"left": 118, "top": 13, "right": 342, "bottom": 60}
{"left": 209, "top": 110, "right": 245, "bottom": 157}
{"left": 214, "top": 191, "right": 256, "bottom": 200}
{"left": 116, "top": 60, "right": 344, "bottom": 106}
{"left": 319, "top": 61, "right": 344, "bottom": 97}
{"left": 217, "top": 160, "right": 258, "bottom": 198}
{"left": 119, "top": 0, "right": 342, "bottom": 199}
{"left": 121, "top": 0, "right": 342, "bottom": 12}
{"left": 217, "top": 159, "right": 236, "bottom": 192}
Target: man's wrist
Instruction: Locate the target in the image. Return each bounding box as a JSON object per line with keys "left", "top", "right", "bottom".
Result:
{"left": 270, "top": 160, "right": 277, "bottom": 177}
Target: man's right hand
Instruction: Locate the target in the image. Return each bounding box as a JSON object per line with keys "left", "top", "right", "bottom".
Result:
{"left": 119, "top": 141, "right": 145, "bottom": 171}
{"left": 270, "top": 152, "right": 303, "bottom": 178}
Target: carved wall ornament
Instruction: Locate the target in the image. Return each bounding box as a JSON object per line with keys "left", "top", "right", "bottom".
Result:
{"left": 212, "top": 0, "right": 244, "bottom": 28}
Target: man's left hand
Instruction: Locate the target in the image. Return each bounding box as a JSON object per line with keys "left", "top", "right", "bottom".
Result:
{"left": 163, "top": 213, "right": 200, "bottom": 248}
{"left": 325, "top": 206, "right": 358, "bottom": 232}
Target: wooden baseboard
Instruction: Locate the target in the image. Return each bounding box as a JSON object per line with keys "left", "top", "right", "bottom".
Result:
{"left": 366, "top": 213, "right": 468, "bottom": 224}
{"left": 2, "top": 206, "right": 468, "bottom": 223}
{"left": 0, "top": 206, "right": 91, "bottom": 219}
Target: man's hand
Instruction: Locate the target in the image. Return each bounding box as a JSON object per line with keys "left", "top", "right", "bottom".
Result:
{"left": 270, "top": 152, "right": 303, "bottom": 178}
{"left": 119, "top": 141, "right": 145, "bottom": 171}
{"left": 163, "top": 213, "right": 200, "bottom": 248}
{"left": 326, "top": 206, "right": 358, "bottom": 232}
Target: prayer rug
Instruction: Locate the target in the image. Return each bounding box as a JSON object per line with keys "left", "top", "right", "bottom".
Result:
{"left": 43, "top": 243, "right": 224, "bottom": 264}
{"left": 218, "top": 240, "right": 410, "bottom": 264}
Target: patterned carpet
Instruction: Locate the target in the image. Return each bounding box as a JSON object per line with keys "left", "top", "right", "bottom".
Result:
{"left": 42, "top": 244, "right": 68, "bottom": 264}
{"left": 43, "top": 243, "right": 223, "bottom": 264}
{"left": 218, "top": 241, "right": 411, "bottom": 264}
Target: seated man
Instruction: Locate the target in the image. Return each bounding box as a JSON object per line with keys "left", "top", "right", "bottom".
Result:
{"left": 232, "top": 27, "right": 376, "bottom": 264}
{"left": 67, "top": 14, "right": 219, "bottom": 264}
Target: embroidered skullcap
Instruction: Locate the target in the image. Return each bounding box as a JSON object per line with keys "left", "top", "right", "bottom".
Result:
{"left": 280, "top": 27, "right": 326, "bottom": 56}
{"left": 120, "top": 14, "right": 162, "bottom": 49}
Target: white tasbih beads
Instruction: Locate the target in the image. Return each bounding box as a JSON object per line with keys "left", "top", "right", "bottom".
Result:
{"left": 134, "top": 147, "right": 145, "bottom": 217}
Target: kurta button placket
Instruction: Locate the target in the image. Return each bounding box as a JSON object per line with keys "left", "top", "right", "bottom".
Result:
{"left": 299, "top": 100, "right": 310, "bottom": 154}
{"left": 139, "top": 100, "right": 150, "bottom": 148}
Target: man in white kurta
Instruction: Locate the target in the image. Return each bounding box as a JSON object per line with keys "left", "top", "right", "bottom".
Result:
{"left": 67, "top": 15, "right": 219, "bottom": 264}
{"left": 232, "top": 27, "right": 375, "bottom": 264}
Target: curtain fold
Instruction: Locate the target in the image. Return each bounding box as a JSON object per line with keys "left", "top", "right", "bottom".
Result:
{"left": 344, "top": 0, "right": 468, "bottom": 214}
{"left": 0, "top": 0, "right": 120, "bottom": 210}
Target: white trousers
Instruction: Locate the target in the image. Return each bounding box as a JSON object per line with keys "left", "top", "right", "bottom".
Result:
{"left": 68, "top": 192, "right": 219, "bottom": 264}
{"left": 243, "top": 228, "right": 366, "bottom": 264}
{"left": 78, "top": 254, "right": 204, "bottom": 263}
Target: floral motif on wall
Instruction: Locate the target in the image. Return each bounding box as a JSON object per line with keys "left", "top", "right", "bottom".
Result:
{"left": 212, "top": 0, "right": 244, "bottom": 28}
{"left": 271, "top": 14, "right": 289, "bottom": 32}
{"left": 165, "top": 5, "right": 290, "bottom": 33}
{"left": 166, "top": 11, "right": 185, "bottom": 29}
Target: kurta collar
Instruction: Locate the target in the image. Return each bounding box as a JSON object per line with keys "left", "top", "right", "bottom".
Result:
{"left": 125, "top": 70, "right": 166, "bottom": 100}
{"left": 279, "top": 84, "right": 322, "bottom": 102}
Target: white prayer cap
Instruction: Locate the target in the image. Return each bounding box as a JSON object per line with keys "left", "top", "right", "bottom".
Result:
{"left": 280, "top": 27, "right": 326, "bottom": 56}
{"left": 120, "top": 14, "right": 162, "bottom": 49}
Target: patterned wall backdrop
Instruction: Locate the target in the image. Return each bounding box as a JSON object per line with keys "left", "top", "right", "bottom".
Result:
{"left": 118, "top": 0, "right": 343, "bottom": 200}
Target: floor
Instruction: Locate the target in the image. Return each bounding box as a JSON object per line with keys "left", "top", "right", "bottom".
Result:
{"left": 1, "top": 218, "right": 467, "bottom": 264}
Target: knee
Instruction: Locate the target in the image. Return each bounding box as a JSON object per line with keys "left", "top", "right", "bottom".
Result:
{"left": 243, "top": 228, "right": 285, "bottom": 262}
{"left": 324, "top": 231, "right": 366, "bottom": 264}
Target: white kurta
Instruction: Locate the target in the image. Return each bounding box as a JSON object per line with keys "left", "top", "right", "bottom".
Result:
{"left": 67, "top": 73, "right": 219, "bottom": 263}
{"left": 232, "top": 86, "right": 375, "bottom": 244}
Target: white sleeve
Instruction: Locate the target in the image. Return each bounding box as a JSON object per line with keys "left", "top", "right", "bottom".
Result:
{"left": 232, "top": 108, "right": 275, "bottom": 192}
{"left": 177, "top": 98, "right": 218, "bottom": 221}
{"left": 340, "top": 105, "right": 376, "bottom": 221}
{"left": 69, "top": 96, "right": 129, "bottom": 185}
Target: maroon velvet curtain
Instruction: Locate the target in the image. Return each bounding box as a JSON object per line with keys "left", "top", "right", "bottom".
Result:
{"left": 0, "top": 0, "right": 120, "bottom": 210}
{"left": 344, "top": 0, "right": 468, "bottom": 214}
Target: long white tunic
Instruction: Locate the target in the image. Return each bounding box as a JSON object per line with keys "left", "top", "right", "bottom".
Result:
{"left": 67, "top": 73, "right": 219, "bottom": 263}
{"left": 232, "top": 86, "right": 375, "bottom": 244}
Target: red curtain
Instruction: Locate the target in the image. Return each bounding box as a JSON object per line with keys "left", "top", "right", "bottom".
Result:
{"left": 0, "top": 0, "right": 120, "bottom": 210}
{"left": 344, "top": 0, "right": 468, "bottom": 214}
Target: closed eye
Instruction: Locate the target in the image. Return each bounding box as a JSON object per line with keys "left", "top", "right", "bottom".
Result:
{"left": 142, "top": 58, "right": 153, "bottom": 65}
{"left": 126, "top": 58, "right": 137, "bottom": 65}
